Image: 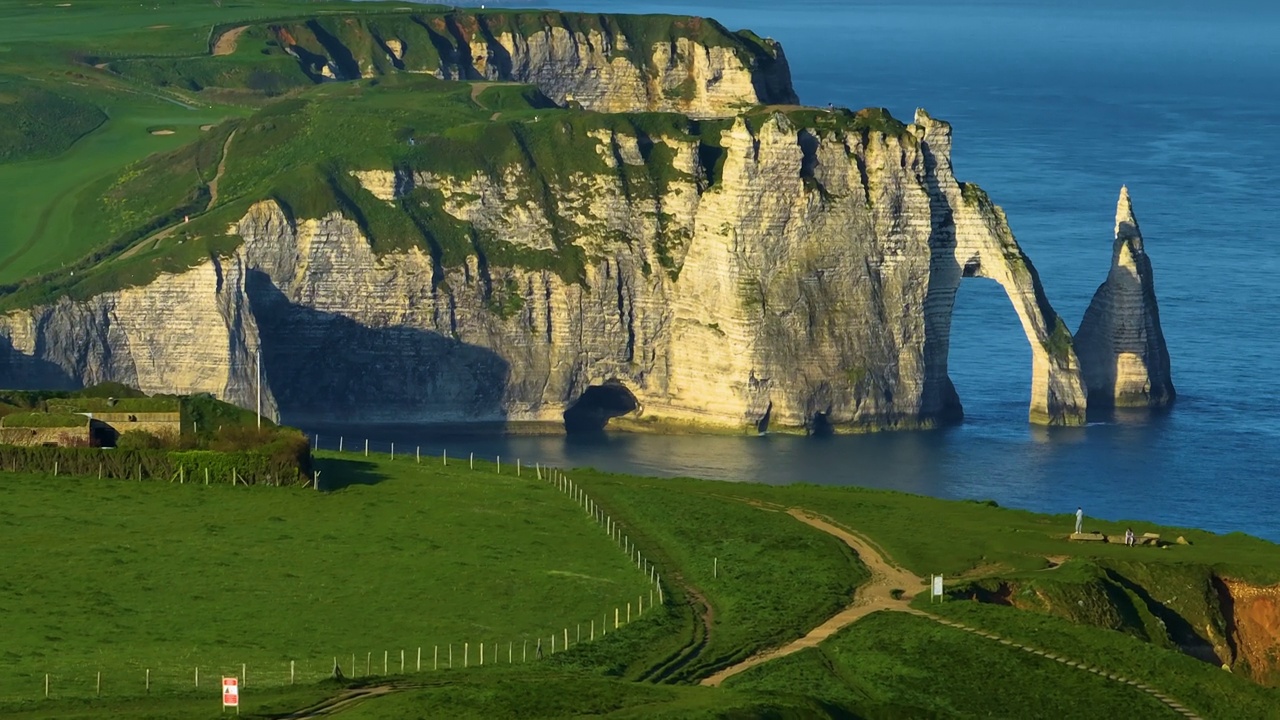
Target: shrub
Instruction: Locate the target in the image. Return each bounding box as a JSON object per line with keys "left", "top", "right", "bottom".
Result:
{"left": 116, "top": 430, "right": 166, "bottom": 450}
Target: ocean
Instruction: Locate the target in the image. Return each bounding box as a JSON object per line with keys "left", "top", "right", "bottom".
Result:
{"left": 350, "top": 0, "right": 1280, "bottom": 540}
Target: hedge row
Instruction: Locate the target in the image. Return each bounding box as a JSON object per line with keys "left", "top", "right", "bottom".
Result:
{"left": 0, "top": 439, "right": 312, "bottom": 487}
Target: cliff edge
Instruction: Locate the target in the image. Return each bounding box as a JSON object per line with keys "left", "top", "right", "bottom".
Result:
{"left": 1075, "top": 187, "right": 1175, "bottom": 409}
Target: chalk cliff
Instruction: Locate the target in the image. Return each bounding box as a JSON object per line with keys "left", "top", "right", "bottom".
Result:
{"left": 0, "top": 106, "right": 1088, "bottom": 432}
{"left": 249, "top": 10, "right": 796, "bottom": 117}
{"left": 1075, "top": 187, "right": 1175, "bottom": 408}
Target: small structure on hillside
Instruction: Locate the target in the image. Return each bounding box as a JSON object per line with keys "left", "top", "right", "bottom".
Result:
{"left": 46, "top": 397, "right": 182, "bottom": 444}
{"left": 0, "top": 396, "right": 183, "bottom": 448}
{"left": 0, "top": 413, "right": 94, "bottom": 447}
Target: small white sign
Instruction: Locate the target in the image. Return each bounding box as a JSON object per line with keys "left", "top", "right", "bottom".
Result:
{"left": 222, "top": 677, "right": 239, "bottom": 707}
{"left": 932, "top": 574, "right": 943, "bottom": 598}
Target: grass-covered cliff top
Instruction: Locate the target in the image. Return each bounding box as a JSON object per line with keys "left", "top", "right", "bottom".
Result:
{"left": 0, "top": 61, "right": 928, "bottom": 310}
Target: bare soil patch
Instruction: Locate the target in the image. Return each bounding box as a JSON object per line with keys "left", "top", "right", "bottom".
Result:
{"left": 212, "top": 25, "right": 248, "bottom": 56}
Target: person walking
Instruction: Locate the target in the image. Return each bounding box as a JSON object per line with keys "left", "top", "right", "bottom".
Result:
{"left": 1074, "top": 506, "right": 1084, "bottom": 534}
{"left": 535, "top": 638, "right": 543, "bottom": 660}
{"left": 1125, "top": 528, "right": 1135, "bottom": 547}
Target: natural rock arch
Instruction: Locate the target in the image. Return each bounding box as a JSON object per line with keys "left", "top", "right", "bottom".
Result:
{"left": 914, "top": 111, "right": 1087, "bottom": 426}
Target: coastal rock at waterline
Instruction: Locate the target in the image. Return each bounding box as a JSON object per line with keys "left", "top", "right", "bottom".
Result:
{"left": 1075, "top": 187, "right": 1175, "bottom": 409}
{"left": 0, "top": 110, "right": 1089, "bottom": 432}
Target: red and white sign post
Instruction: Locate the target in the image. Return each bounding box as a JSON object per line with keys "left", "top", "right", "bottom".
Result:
{"left": 222, "top": 677, "right": 239, "bottom": 714}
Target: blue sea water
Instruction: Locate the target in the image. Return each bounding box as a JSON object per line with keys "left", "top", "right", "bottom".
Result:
{"left": 362, "top": 0, "right": 1280, "bottom": 540}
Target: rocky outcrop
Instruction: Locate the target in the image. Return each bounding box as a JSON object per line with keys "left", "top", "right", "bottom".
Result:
{"left": 1075, "top": 187, "right": 1175, "bottom": 408}
{"left": 0, "top": 108, "right": 1088, "bottom": 432}
{"left": 267, "top": 11, "right": 797, "bottom": 118}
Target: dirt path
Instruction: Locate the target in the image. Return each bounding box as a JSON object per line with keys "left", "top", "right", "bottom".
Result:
{"left": 207, "top": 128, "right": 236, "bottom": 206}
{"left": 119, "top": 128, "right": 236, "bottom": 260}
{"left": 280, "top": 684, "right": 401, "bottom": 718}
{"left": 211, "top": 25, "right": 248, "bottom": 56}
{"left": 701, "top": 509, "right": 924, "bottom": 686}
{"left": 700, "top": 506, "right": 1203, "bottom": 719}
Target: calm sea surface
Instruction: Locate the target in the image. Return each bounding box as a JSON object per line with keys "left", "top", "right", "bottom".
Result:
{"left": 353, "top": 0, "right": 1280, "bottom": 540}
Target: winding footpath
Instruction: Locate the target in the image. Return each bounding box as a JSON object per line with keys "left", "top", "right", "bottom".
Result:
{"left": 702, "top": 506, "right": 1204, "bottom": 719}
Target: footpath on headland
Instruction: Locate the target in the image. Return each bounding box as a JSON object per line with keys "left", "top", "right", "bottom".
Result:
{"left": 701, "top": 504, "right": 1204, "bottom": 719}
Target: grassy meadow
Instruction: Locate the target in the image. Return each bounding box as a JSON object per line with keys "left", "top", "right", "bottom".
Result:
{"left": 0, "top": 452, "right": 654, "bottom": 708}
{"left": 1, "top": 446, "right": 1279, "bottom": 718}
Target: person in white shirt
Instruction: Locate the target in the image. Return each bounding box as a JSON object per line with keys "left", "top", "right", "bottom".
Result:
{"left": 1074, "top": 507, "right": 1084, "bottom": 534}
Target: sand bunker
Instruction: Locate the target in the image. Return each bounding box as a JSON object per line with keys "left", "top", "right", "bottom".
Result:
{"left": 200, "top": 124, "right": 215, "bottom": 131}
{"left": 150, "top": 129, "right": 175, "bottom": 136}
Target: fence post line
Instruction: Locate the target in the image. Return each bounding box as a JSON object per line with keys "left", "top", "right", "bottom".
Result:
{"left": 365, "top": 438, "right": 369, "bottom": 457}
{"left": 615, "top": 607, "right": 619, "bottom": 629}
{"left": 417, "top": 446, "right": 420, "bottom": 464}
{"left": 497, "top": 456, "right": 501, "bottom": 473}
{"left": 470, "top": 452, "right": 474, "bottom": 469}
{"left": 391, "top": 443, "right": 395, "bottom": 460}
{"left": 340, "top": 436, "right": 344, "bottom": 452}
{"left": 242, "top": 663, "right": 246, "bottom": 688}
{"left": 508, "top": 641, "right": 512, "bottom": 663}
{"left": 628, "top": 602, "right": 632, "bottom": 623}
{"left": 96, "top": 671, "right": 100, "bottom": 696}
{"left": 443, "top": 448, "right": 447, "bottom": 466}
{"left": 146, "top": 668, "right": 150, "bottom": 693}
{"left": 577, "top": 624, "right": 580, "bottom": 643}
{"left": 290, "top": 660, "right": 295, "bottom": 685}
{"left": 417, "top": 646, "right": 421, "bottom": 672}
{"left": 464, "top": 642, "right": 469, "bottom": 668}
{"left": 591, "top": 619, "right": 595, "bottom": 641}
{"left": 44, "top": 673, "right": 48, "bottom": 698}
{"left": 523, "top": 639, "right": 527, "bottom": 663}
{"left": 196, "top": 666, "right": 199, "bottom": 687}
{"left": 517, "top": 458, "right": 521, "bottom": 476}
{"left": 449, "top": 644, "right": 453, "bottom": 668}
{"left": 551, "top": 635, "right": 555, "bottom": 654}
{"left": 366, "top": 652, "right": 370, "bottom": 676}
{"left": 400, "top": 649, "right": 404, "bottom": 673}
{"left": 434, "top": 645, "right": 438, "bottom": 671}
{"left": 352, "top": 653, "right": 356, "bottom": 677}
{"left": 384, "top": 650, "right": 388, "bottom": 674}
{"left": 564, "top": 627, "right": 568, "bottom": 650}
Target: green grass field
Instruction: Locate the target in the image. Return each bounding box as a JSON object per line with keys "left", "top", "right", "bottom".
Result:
{"left": 2, "top": 448, "right": 1280, "bottom": 718}
{"left": 0, "top": 452, "right": 654, "bottom": 707}
{"left": 726, "top": 611, "right": 1176, "bottom": 719}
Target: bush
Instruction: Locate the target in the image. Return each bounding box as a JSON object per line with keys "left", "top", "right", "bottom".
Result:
{"left": 116, "top": 430, "right": 166, "bottom": 450}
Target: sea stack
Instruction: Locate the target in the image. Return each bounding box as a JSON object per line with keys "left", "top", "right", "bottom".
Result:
{"left": 1075, "top": 187, "right": 1175, "bottom": 409}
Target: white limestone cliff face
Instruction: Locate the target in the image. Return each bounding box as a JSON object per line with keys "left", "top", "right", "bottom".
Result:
{"left": 297, "top": 12, "right": 797, "bottom": 118}
{"left": 0, "top": 111, "right": 1088, "bottom": 432}
{"left": 1075, "top": 187, "right": 1175, "bottom": 408}
{"left": 460, "top": 30, "right": 793, "bottom": 118}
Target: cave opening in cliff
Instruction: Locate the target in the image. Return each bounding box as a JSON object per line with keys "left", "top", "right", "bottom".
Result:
{"left": 949, "top": 279, "right": 1032, "bottom": 423}
{"left": 564, "top": 382, "right": 639, "bottom": 434}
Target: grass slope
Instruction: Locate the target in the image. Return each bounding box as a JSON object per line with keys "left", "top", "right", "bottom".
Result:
{"left": 726, "top": 611, "right": 1174, "bottom": 719}
{"left": 0, "top": 452, "right": 650, "bottom": 706}
{"left": 917, "top": 600, "right": 1280, "bottom": 719}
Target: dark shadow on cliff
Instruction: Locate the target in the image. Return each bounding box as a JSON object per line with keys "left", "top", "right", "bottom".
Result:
{"left": 0, "top": 335, "right": 78, "bottom": 390}
{"left": 313, "top": 456, "right": 387, "bottom": 491}
{"left": 245, "top": 270, "right": 510, "bottom": 429}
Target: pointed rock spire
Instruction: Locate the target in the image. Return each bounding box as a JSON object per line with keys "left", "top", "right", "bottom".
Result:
{"left": 1075, "top": 187, "right": 1175, "bottom": 409}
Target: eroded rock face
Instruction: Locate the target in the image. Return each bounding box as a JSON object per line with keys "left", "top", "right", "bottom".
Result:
{"left": 1075, "top": 187, "right": 1175, "bottom": 409}
{"left": 0, "top": 111, "right": 1088, "bottom": 432}
{"left": 272, "top": 11, "right": 797, "bottom": 118}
